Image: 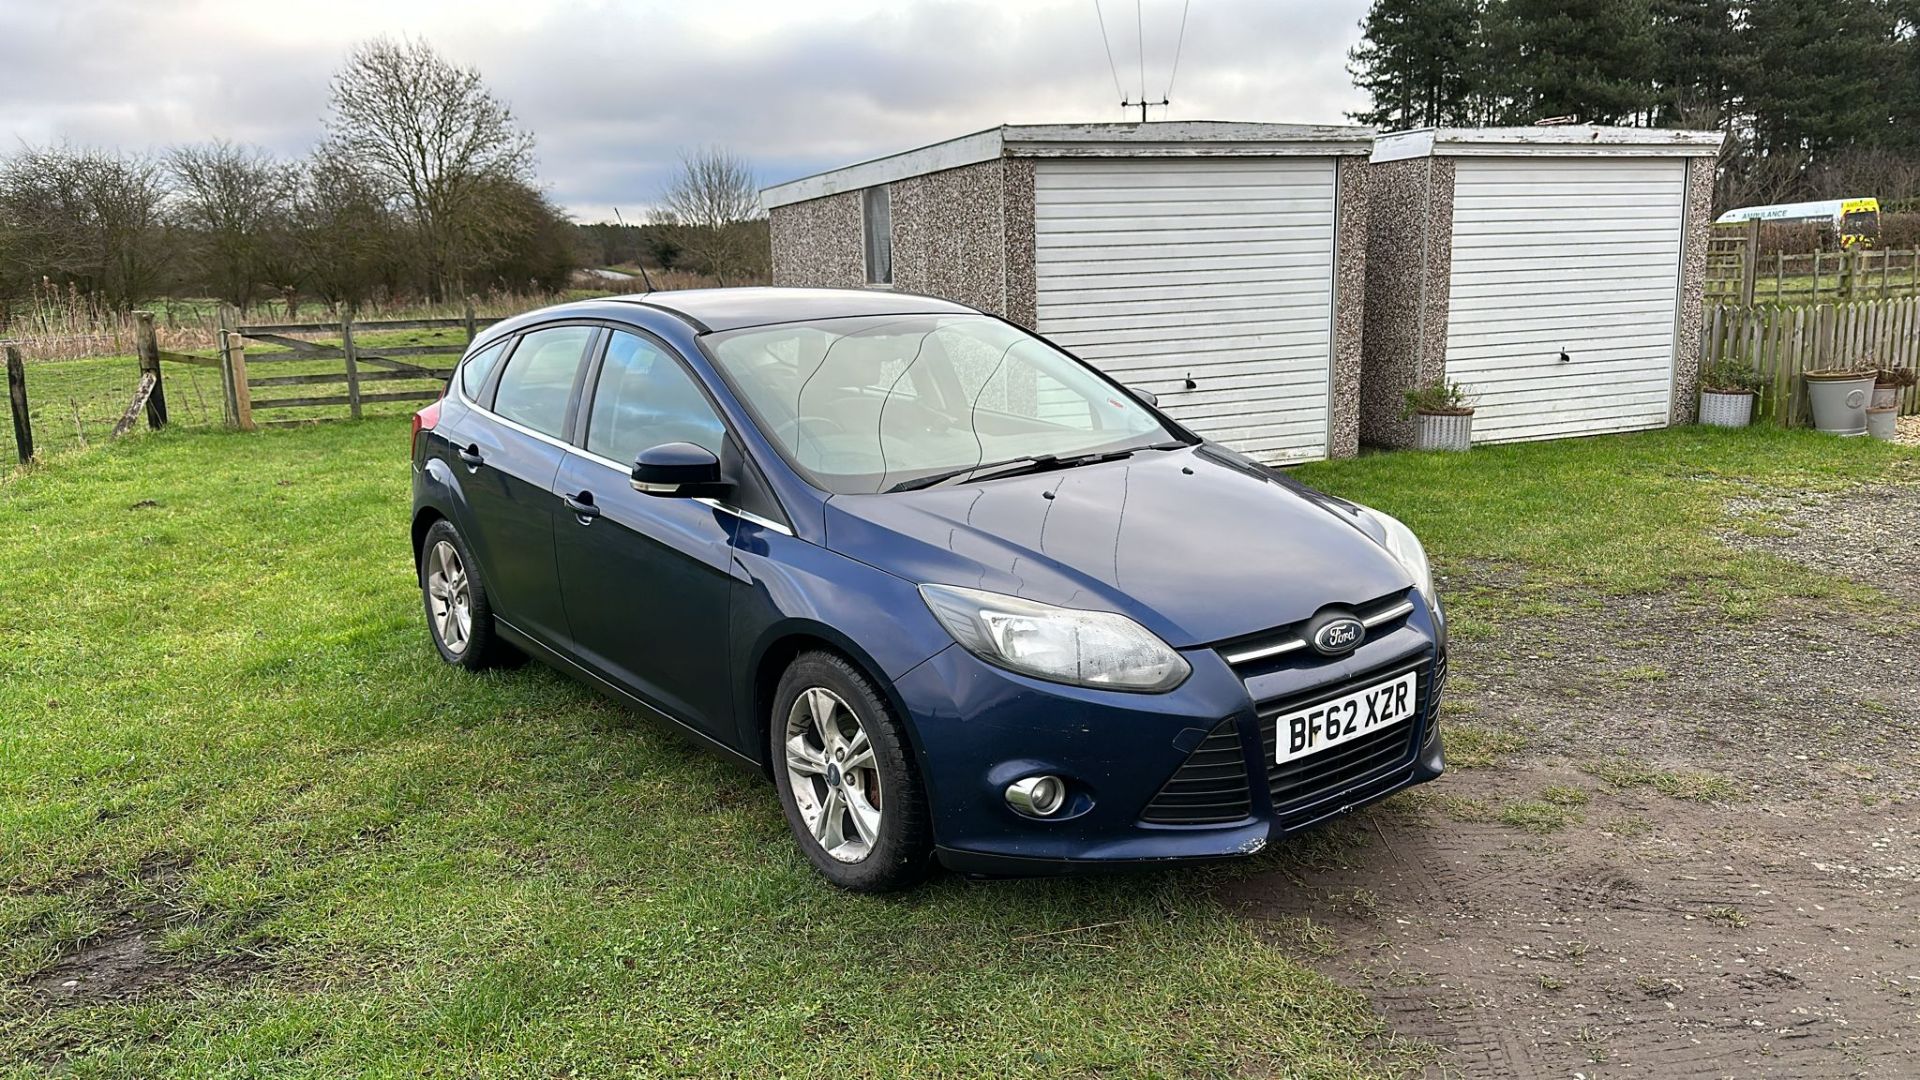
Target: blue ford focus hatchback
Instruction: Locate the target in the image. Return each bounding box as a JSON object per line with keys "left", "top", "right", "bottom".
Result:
{"left": 411, "top": 288, "right": 1447, "bottom": 891}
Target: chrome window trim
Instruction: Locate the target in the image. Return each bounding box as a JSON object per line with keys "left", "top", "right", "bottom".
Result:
{"left": 574, "top": 445, "right": 796, "bottom": 538}
{"left": 453, "top": 383, "right": 796, "bottom": 538}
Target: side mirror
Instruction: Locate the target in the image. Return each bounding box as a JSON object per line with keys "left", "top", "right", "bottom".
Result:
{"left": 631, "top": 442, "right": 724, "bottom": 497}
{"left": 1132, "top": 387, "right": 1159, "bottom": 408}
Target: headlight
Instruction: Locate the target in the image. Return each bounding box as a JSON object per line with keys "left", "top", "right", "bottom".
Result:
{"left": 918, "top": 584, "right": 1190, "bottom": 692}
{"left": 1351, "top": 504, "right": 1437, "bottom": 606}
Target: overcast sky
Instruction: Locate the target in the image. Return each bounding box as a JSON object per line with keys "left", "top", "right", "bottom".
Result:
{"left": 1, "top": 0, "right": 1371, "bottom": 222}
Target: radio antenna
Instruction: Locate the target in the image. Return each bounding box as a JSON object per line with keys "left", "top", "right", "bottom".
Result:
{"left": 613, "top": 206, "right": 656, "bottom": 293}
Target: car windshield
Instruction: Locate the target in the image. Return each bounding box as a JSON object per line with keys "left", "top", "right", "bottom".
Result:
{"left": 703, "top": 313, "right": 1182, "bottom": 495}
{"left": 1842, "top": 210, "right": 1879, "bottom": 234}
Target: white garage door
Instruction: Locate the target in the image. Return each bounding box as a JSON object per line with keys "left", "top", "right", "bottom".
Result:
{"left": 1445, "top": 157, "right": 1686, "bottom": 443}
{"left": 1033, "top": 157, "right": 1337, "bottom": 463}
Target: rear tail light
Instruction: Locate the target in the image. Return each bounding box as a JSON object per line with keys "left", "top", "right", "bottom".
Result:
{"left": 411, "top": 398, "right": 443, "bottom": 459}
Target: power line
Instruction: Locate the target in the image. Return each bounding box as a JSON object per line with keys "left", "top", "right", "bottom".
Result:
{"left": 1134, "top": 0, "right": 1146, "bottom": 105}
{"left": 1091, "top": 0, "right": 1125, "bottom": 104}
{"left": 1163, "top": 0, "right": 1192, "bottom": 102}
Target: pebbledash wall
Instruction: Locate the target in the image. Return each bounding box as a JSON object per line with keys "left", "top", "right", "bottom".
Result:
{"left": 1361, "top": 126, "right": 1724, "bottom": 449}
{"left": 765, "top": 123, "right": 1376, "bottom": 463}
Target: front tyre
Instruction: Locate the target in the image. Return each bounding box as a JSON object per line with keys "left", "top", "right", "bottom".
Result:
{"left": 419, "top": 519, "right": 512, "bottom": 670}
{"left": 771, "top": 651, "right": 932, "bottom": 892}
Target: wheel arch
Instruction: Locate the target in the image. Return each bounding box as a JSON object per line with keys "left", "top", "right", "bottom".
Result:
{"left": 411, "top": 506, "right": 449, "bottom": 570}
{"left": 746, "top": 623, "right": 929, "bottom": 782}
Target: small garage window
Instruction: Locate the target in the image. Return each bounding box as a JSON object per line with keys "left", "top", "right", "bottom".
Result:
{"left": 862, "top": 185, "right": 892, "bottom": 286}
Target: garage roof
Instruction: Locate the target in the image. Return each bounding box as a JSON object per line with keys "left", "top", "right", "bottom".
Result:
{"left": 761, "top": 121, "right": 1376, "bottom": 209}
{"left": 1372, "top": 125, "right": 1725, "bottom": 164}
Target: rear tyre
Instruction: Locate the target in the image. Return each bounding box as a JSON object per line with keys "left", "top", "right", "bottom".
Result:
{"left": 419, "top": 519, "right": 513, "bottom": 671}
{"left": 771, "top": 651, "right": 932, "bottom": 892}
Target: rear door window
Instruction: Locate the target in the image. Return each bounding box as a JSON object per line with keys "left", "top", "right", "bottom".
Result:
{"left": 491, "top": 325, "right": 596, "bottom": 437}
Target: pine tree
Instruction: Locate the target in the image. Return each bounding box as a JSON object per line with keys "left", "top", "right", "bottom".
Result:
{"left": 1741, "top": 0, "right": 1899, "bottom": 167}
{"left": 1651, "top": 0, "right": 1739, "bottom": 129}
{"left": 1347, "top": 0, "right": 1486, "bottom": 129}
{"left": 1484, "top": 0, "right": 1658, "bottom": 124}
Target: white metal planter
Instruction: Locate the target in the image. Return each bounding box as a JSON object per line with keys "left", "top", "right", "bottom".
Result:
{"left": 1414, "top": 412, "right": 1474, "bottom": 452}
{"left": 1872, "top": 386, "right": 1901, "bottom": 411}
{"left": 1867, "top": 406, "right": 1899, "bottom": 441}
{"left": 1699, "top": 391, "right": 1755, "bottom": 428}
{"left": 1805, "top": 373, "right": 1876, "bottom": 437}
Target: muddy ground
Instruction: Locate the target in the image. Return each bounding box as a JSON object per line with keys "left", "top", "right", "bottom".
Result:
{"left": 1223, "top": 485, "right": 1920, "bottom": 1078}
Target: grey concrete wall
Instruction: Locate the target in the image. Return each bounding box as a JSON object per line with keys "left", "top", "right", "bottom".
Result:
{"left": 1330, "top": 156, "right": 1371, "bottom": 459}
{"left": 769, "top": 191, "right": 864, "bottom": 287}
{"left": 1672, "top": 155, "right": 1715, "bottom": 425}
{"left": 891, "top": 160, "right": 1014, "bottom": 316}
{"left": 1001, "top": 159, "right": 1037, "bottom": 329}
{"left": 769, "top": 159, "right": 1028, "bottom": 322}
{"left": 1359, "top": 156, "right": 1456, "bottom": 449}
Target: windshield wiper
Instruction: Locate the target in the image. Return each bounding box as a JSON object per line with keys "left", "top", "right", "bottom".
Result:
{"left": 887, "top": 454, "right": 1054, "bottom": 493}
{"left": 885, "top": 441, "right": 1188, "bottom": 493}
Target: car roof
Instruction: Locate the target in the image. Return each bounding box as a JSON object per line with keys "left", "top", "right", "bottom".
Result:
{"left": 604, "top": 286, "right": 978, "bottom": 333}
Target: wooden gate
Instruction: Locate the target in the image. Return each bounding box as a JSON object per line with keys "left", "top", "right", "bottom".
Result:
{"left": 217, "top": 305, "right": 497, "bottom": 430}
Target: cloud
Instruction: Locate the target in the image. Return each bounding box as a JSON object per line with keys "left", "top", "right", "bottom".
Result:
{"left": 0, "top": 0, "right": 1369, "bottom": 220}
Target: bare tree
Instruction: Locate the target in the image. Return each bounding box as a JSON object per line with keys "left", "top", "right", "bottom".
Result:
{"left": 291, "top": 154, "right": 399, "bottom": 312}
{"left": 652, "top": 148, "right": 765, "bottom": 284}
{"left": 323, "top": 36, "right": 535, "bottom": 300}
{"left": 0, "top": 145, "right": 172, "bottom": 309}
{"left": 170, "top": 141, "right": 299, "bottom": 312}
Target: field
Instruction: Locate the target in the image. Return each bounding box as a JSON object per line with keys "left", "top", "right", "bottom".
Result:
{"left": 2, "top": 419, "right": 1917, "bottom": 1076}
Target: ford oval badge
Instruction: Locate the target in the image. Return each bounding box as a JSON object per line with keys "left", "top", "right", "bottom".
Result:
{"left": 1312, "top": 617, "right": 1365, "bottom": 656}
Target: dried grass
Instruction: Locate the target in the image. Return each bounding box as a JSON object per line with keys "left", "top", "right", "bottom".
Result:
{"left": 0, "top": 270, "right": 730, "bottom": 362}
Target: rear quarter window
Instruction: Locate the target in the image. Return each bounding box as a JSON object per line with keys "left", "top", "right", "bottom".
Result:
{"left": 459, "top": 340, "right": 508, "bottom": 401}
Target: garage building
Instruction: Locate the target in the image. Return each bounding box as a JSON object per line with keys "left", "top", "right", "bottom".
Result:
{"left": 1361, "top": 126, "right": 1725, "bottom": 448}
{"left": 763, "top": 123, "right": 1376, "bottom": 463}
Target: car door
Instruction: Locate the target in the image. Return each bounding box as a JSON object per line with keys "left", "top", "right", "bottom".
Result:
{"left": 452, "top": 322, "right": 599, "bottom": 648}
{"left": 551, "top": 327, "right": 737, "bottom": 738}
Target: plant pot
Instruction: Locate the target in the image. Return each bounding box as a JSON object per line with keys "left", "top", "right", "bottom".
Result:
{"left": 1866, "top": 405, "right": 1899, "bottom": 441}
{"left": 1804, "top": 373, "right": 1877, "bottom": 436}
{"left": 1872, "top": 385, "right": 1901, "bottom": 410}
{"left": 1699, "top": 390, "right": 1755, "bottom": 428}
{"left": 1414, "top": 411, "right": 1473, "bottom": 452}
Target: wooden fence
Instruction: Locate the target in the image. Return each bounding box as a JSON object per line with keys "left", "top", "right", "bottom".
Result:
{"left": 5, "top": 306, "right": 495, "bottom": 463}
{"left": 1706, "top": 220, "right": 1920, "bottom": 305}
{"left": 1703, "top": 297, "right": 1920, "bottom": 426}
{"left": 215, "top": 304, "right": 497, "bottom": 430}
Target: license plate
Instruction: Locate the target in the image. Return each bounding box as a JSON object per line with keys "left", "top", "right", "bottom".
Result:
{"left": 1276, "top": 670, "right": 1418, "bottom": 765}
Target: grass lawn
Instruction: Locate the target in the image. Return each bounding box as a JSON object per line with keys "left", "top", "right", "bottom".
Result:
{"left": 2, "top": 419, "right": 1915, "bottom": 1077}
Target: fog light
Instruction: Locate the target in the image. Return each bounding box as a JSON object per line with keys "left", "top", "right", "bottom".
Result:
{"left": 1006, "top": 775, "right": 1066, "bottom": 817}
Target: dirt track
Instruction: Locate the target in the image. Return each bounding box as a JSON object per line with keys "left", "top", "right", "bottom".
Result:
{"left": 1222, "top": 485, "right": 1920, "bottom": 1078}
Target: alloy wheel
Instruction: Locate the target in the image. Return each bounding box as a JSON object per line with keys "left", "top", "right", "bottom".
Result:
{"left": 783, "top": 686, "right": 883, "bottom": 862}
{"left": 425, "top": 539, "right": 473, "bottom": 655}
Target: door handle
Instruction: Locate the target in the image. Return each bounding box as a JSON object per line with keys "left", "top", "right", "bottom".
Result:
{"left": 562, "top": 491, "right": 601, "bottom": 521}
{"left": 457, "top": 444, "right": 485, "bottom": 467}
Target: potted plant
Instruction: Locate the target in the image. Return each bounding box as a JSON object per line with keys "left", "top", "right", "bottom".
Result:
{"left": 1405, "top": 380, "right": 1475, "bottom": 451}
{"left": 1872, "top": 365, "right": 1915, "bottom": 411}
{"left": 1699, "top": 358, "right": 1764, "bottom": 428}
{"left": 1804, "top": 363, "right": 1878, "bottom": 437}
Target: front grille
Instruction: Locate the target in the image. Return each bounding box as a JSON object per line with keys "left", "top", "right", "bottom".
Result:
{"left": 1139, "top": 651, "right": 1446, "bottom": 827}
{"left": 1261, "top": 654, "right": 1440, "bottom": 818}
{"left": 1139, "top": 720, "right": 1252, "bottom": 824}
{"left": 1216, "top": 589, "right": 1418, "bottom": 678}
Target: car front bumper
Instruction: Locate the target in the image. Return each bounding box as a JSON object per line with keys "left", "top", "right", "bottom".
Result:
{"left": 892, "top": 602, "right": 1447, "bottom": 876}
